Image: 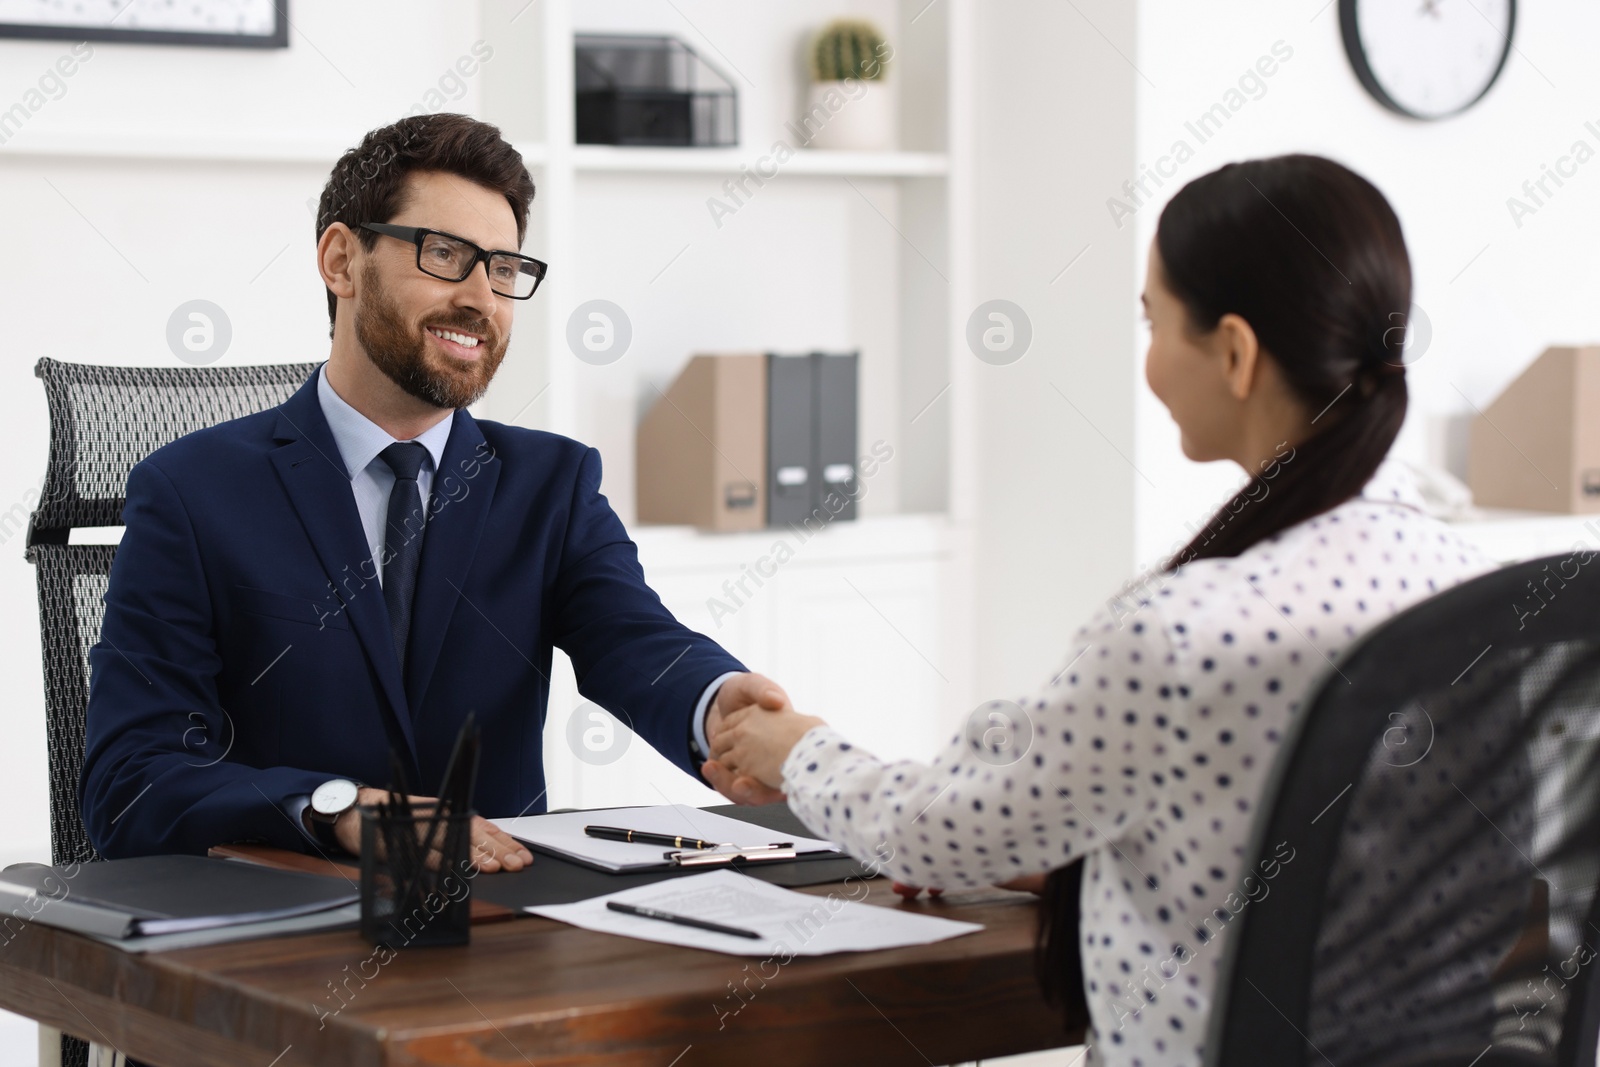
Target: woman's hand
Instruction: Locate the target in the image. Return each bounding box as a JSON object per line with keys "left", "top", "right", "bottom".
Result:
{"left": 997, "top": 872, "right": 1048, "bottom": 894}
{"left": 890, "top": 874, "right": 1045, "bottom": 900}
{"left": 708, "top": 703, "right": 825, "bottom": 789}
{"left": 892, "top": 882, "right": 944, "bottom": 901}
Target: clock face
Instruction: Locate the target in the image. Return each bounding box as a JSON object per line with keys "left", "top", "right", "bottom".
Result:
{"left": 1340, "top": 0, "right": 1516, "bottom": 120}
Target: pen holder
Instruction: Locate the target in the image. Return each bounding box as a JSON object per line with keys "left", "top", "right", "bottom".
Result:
{"left": 358, "top": 803, "right": 474, "bottom": 949}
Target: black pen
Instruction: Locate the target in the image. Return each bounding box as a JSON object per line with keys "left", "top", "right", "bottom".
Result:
{"left": 606, "top": 900, "right": 761, "bottom": 940}
{"left": 586, "top": 825, "right": 721, "bottom": 850}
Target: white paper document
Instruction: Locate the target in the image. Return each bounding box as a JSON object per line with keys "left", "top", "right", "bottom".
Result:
{"left": 489, "top": 804, "right": 840, "bottom": 872}
{"left": 527, "top": 869, "right": 983, "bottom": 956}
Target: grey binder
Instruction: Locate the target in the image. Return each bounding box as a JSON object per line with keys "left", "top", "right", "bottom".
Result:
{"left": 814, "top": 351, "right": 859, "bottom": 520}
{"left": 766, "top": 352, "right": 815, "bottom": 528}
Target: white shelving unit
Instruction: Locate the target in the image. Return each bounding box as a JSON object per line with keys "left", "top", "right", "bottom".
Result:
{"left": 1447, "top": 508, "right": 1600, "bottom": 564}
{"left": 475, "top": 0, "right": 978, "bottom": 809}
{"left": 569, "top": 143, "right": 949, "bottom": 176}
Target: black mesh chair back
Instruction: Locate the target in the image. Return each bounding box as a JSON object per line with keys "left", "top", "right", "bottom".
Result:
{"left": 26, "top": 358, "right": 315, "bottom": 1067}
{"left": 25, "top": 358, "right": 317, "bottom": 868}
{"left": 1208, "top": 552, "right": 1600, "bottom": 1067}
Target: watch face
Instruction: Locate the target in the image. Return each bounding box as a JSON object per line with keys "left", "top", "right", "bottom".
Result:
{"left": 1340, "top": 0, "right": 1515, "bottom": 120}
{"left": 311, "top": 778, "right": 359, "bottom": 816}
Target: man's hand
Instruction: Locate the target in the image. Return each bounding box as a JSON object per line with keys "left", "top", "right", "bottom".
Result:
{"left": 702, "top": 672, "right": 791, "bottom": 805}
{"left": 324, "top": 787, "right": 534, "bottom": 873}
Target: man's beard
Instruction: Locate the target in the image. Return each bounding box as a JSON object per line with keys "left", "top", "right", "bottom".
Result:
{"left": 354, "top": 261, "right": 507, "bottom": 410}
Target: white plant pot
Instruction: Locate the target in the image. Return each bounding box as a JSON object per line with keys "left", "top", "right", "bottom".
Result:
{"left": 799, "top": 80, "right": 897, "bottom": 151}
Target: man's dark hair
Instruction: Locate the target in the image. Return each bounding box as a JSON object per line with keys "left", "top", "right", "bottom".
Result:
{"left": 315, "top": 112, "right": 537, "bottom": 338}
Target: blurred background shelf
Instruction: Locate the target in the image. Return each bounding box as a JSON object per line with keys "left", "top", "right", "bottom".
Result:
{"left": 632, "top": 511, "right": 955, "bottom": 569}
{"left": 569, "top": 143, "right": 949, "bottom": 176}
{"left": 1445, "top": 509, "right": 1600, "bottom": 564}
{"left": 582, "top": 512, "right": 967, "bottom": 813}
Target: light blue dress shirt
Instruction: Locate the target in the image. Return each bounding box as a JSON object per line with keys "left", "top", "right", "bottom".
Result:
{"left": 288, "top": 365, "right": 734, "bottom": 846}
{"left": 317, "top": 365, "right": 451, "bottom": 586}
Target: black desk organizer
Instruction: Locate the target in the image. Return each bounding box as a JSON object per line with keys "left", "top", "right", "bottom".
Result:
{"left": 469, "top": 802, "right": 881, "bottom": 913}
{"left": 360, "top": 716, "right": 481, "bottom": 948}
{"left": 359, "top": 802, "right": 474, "bottom": 948}
{"left": 575, "top": 34, "right": 737, "bottom": 147}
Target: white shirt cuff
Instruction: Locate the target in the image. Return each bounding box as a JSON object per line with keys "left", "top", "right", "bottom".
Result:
{"left": 692, "top": 670, "right": 745, "bottom": 761}
{"left": 780, "top": 723, "right": 845, "bottom": 791}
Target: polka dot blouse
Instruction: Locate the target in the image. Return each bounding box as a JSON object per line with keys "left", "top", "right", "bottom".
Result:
{"left": 779, "top": 460, "right": 1496, "bottom": 1067}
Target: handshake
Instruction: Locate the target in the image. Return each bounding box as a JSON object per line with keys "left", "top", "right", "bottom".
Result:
{"left": 699, "top": 672, "right": 824, "bottom": 805}
{"left": 699, "top": 672, "right": 1046, "bottom": 900}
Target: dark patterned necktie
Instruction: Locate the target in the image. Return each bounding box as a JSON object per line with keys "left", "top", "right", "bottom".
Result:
{"left": 379, "top": 441, "right": 430, "bottom": 670}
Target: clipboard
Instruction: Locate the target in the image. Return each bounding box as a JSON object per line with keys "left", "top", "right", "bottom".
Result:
{"left": 467, "top": 803, "right": 883, "bottom": 912}
{"left": 663, "top": 843, "right": 797, "bottom": 867}
{"left": 490, "top": 804, "right": 838, "bottom": 874}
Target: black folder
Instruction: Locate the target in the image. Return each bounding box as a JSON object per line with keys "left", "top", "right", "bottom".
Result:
{"left": 0, "top": 854, "right": 359, "bottom": 939}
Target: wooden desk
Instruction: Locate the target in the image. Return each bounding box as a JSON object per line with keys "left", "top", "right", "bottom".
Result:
{"left": 0, "top": 868, "right": 1082, "bottom": 1066}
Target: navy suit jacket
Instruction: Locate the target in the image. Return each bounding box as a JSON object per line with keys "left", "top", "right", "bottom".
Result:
{"left": 80, "top": 366, "right": 744, "bottom": 858}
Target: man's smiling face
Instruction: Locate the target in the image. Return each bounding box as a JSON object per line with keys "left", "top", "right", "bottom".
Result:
{"left": 353, "top": 168, "right": 519, "bottom": 410}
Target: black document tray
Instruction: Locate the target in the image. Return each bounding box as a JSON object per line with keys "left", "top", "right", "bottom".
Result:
{"left": 470, "top": 803, "right": 880, "bottom": 911}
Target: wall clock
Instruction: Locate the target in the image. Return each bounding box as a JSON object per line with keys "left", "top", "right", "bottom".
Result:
{"left": 1339, "top": 0, "right": 1515, "bottom": 120}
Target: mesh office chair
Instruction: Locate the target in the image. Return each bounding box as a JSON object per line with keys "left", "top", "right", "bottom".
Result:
{"left": 1207, "top": 551, "right": 1600, "bottom": 1066}
{"left": 24, "top": 357, "right": 317, "bottom": 1067}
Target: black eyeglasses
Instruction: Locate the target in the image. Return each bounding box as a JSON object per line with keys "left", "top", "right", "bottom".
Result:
{"left": 359, "top": 222, "right": 548, "bottom": 300}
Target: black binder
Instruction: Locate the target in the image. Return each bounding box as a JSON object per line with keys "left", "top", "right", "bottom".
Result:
{"left": 471, "top": 802, "right": 879, "bottom": 911}
{"left": 0, "top": 855, "right": 359, "bottom": 939}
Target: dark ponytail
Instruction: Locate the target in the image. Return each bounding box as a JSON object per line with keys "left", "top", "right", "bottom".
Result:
{"left": 1036, "top": 155, "right": 1414, "bottom": 1028}
{"left": 1158, "top": 154, "right": 1412, "bottom": 567}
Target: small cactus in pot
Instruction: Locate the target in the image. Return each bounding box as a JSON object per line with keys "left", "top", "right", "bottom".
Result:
{"left": 809, "top": 18, "right": 890, "bottom": 83}
{"left": 798, "top": 19, "right": 895, "bottom": 150}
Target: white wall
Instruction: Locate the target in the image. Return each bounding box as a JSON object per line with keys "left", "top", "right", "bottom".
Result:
{"left": 1129, "top": 0, "right": 1600, "bottom": 565}
{"left": 969, "top": 0, "right": 1139, "bottom": 700}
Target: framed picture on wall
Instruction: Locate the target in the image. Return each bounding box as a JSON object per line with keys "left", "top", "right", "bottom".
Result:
{"left": 0, "top": 0, "right": 287, "bottom": 49}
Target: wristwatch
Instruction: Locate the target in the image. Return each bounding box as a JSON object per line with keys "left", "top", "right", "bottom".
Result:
{"left": 306, "top": 778, "right": 362, "bottom": 851}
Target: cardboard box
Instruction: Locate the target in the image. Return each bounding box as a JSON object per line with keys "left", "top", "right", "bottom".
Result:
{"left": 1468, "top": 345, "right": 1600, "bottom": 514}
{"left": 636, "top": 353, "right": 766, "bottom": 531}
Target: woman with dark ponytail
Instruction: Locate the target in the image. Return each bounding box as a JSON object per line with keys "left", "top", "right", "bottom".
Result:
{"left": 704, "top": 155, "right": 1494, "bottom": 1066}
{"left": 1153, "top": 153, "right": 1412, "bottom": 567}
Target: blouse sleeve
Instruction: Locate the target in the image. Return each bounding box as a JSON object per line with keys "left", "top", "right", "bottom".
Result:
{"left": 779, "top": 602, "right": 1183, "bottom": 889}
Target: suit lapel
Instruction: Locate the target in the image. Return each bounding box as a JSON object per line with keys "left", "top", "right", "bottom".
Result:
{"left": 267, "top": 374, "right": 417, "bottom": 767}
{"left": 406, "top": 409, "right": 501, "bottom": 717}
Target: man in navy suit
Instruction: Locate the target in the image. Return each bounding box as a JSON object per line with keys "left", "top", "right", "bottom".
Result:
{"left": 80, "top": 113, "right": 782, "bottom": 870}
